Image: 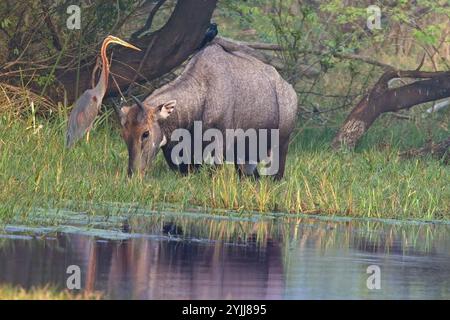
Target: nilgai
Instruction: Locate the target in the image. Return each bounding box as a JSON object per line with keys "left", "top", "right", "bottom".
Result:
{"left": 116, "top": 44, "right": 298, "bottom": 179}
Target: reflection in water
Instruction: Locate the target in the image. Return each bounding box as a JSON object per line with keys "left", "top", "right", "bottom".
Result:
{"left": 0, "top": 215, "right": 449, "bottom": 299}
{"left": 0, "top": 234, "right": 283, "bottom": 299}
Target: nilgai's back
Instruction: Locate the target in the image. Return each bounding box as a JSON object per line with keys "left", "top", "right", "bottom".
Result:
{"left": 151, "top": 43, "right": 298, "bottom": 141}
{"left": 200, "top": 44, "right": 297, "bottom": 141}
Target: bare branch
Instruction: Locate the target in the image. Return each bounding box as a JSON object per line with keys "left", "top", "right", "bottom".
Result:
{"left": 130, "top": 0, "right": 167, "bottom": 40}
{"left": 40, "top": 0, "right": 61, "bottom": 51}
{"left": 217, "top": 37, "right": 397, "bottom": 70}
{"left": 213, "top": 37, "right": 320, "bottom": 78}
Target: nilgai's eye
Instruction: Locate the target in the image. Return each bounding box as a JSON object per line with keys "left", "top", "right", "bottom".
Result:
{"left": 142, "top": 131, "right": 150, "bottom": 139}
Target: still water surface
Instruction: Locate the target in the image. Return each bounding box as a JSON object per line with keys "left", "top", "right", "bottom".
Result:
{"left": 0, "top": 212, "right": 449, "bottom": 299}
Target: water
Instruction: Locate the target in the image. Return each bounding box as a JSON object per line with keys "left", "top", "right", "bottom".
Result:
{"left": 0, "top": 212, "right": 449, "bottom": 299}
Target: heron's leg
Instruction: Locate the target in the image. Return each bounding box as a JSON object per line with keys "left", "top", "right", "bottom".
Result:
{"left": 86, "top": 123, "right": 94, "bottom": 143}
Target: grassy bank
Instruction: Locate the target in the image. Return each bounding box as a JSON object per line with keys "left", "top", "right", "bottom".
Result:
{"left": 0, "top": 285, "right": 102, "bottom": 300}
{"left": 0, "top": 110, "right": 449, "bottom": 223}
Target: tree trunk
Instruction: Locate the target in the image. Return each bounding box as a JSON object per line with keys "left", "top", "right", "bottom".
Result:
{"left": 332, "top": 69, "right": 450, "bottom": 149}
{"left": 55, "top": 0, "right": 218, "bottom": 104}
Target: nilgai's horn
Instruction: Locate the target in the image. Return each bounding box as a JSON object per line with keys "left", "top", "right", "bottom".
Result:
{"left": 131, "top": 95, "right": 146, "bottom": 112}
{"left": 112, "top": 99, "right": 124, "bottom": 116}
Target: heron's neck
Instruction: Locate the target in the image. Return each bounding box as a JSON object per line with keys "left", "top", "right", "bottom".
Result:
{"left": 94, "top": 41, "right": 110, "bottom": 96}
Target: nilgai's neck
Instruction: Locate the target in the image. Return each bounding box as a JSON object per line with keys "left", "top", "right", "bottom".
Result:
{"left": 153, "top": 74, "right": 206, "bottom": 132}
{"left": 94, "top": 40, "right": 110, "bottom": 97}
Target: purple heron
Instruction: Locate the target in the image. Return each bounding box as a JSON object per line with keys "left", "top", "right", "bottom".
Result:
{"left": 66, "top": 35, "right": 140, "bottom": 148}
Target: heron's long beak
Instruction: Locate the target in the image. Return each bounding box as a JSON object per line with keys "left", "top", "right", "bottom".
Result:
{"left": 105, "top": 35, "right": 141, "bottom": 52}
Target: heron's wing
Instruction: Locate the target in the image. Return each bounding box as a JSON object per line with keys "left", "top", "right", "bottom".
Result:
{"left": 66, "top": 90, "right": 101, "bottom": 148}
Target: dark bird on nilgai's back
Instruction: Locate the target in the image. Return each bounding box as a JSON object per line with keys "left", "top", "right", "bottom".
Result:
{"left": 66, "top": 35, "right": 141, "bottom": 148}
{"left": 197, "top": 22, "right": 218, "bottom": 50}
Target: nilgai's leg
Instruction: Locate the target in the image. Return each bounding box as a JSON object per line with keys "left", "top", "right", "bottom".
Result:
{"left": 162, "top": 145, "right": 180, "bottom": 172}
{"left": 250, "top": 164, "right": 260, "bottom": 179}
{"left": 162, "top": 144, "right": 202, "bottom": 174}
{"left": 234, "top": 163, "right": 244, "bottom": 178}
{"left": 235, "top": 163, "right": 260, "bottom": 179}
{"left": 232, "top": 135, "right": 261, "bottom": 179}
{"left": 274, "top": 141, "right": 289, "bottom": 180}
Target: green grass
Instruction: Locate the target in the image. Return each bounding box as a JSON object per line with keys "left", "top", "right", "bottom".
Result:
{"left": 0, "top": 110, "right": 449, "bottom": 224}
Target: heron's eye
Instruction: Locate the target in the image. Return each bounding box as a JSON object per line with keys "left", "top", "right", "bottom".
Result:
{"left": 142, "top": 131, "right": 150, "bottom": 140}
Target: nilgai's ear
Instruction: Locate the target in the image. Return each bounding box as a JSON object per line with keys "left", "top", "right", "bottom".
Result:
{"left": 119, "top": 106, "right": 131, "bottom": 126}
{"left": 156, "top": 100, "right": 176, "bottom": 120}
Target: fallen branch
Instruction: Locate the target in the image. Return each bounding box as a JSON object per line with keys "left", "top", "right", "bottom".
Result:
{"left": 400, "top": 137, "right": 450, "bottom": 162}
{"left": 332, "top": 69, "right": 450, "bottom": 149}
{"left": 130, "top": 0, "right": 167, "bottom": 40}
{"left": 391, "top": 112, "right": 412, "bottom": 120}
{"left": 427, "top": 99, "right": 450, "bottom": 113}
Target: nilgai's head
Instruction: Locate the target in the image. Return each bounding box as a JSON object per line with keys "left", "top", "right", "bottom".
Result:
{"left": 117, "top": 96, "right": 176, "bottom": 177}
